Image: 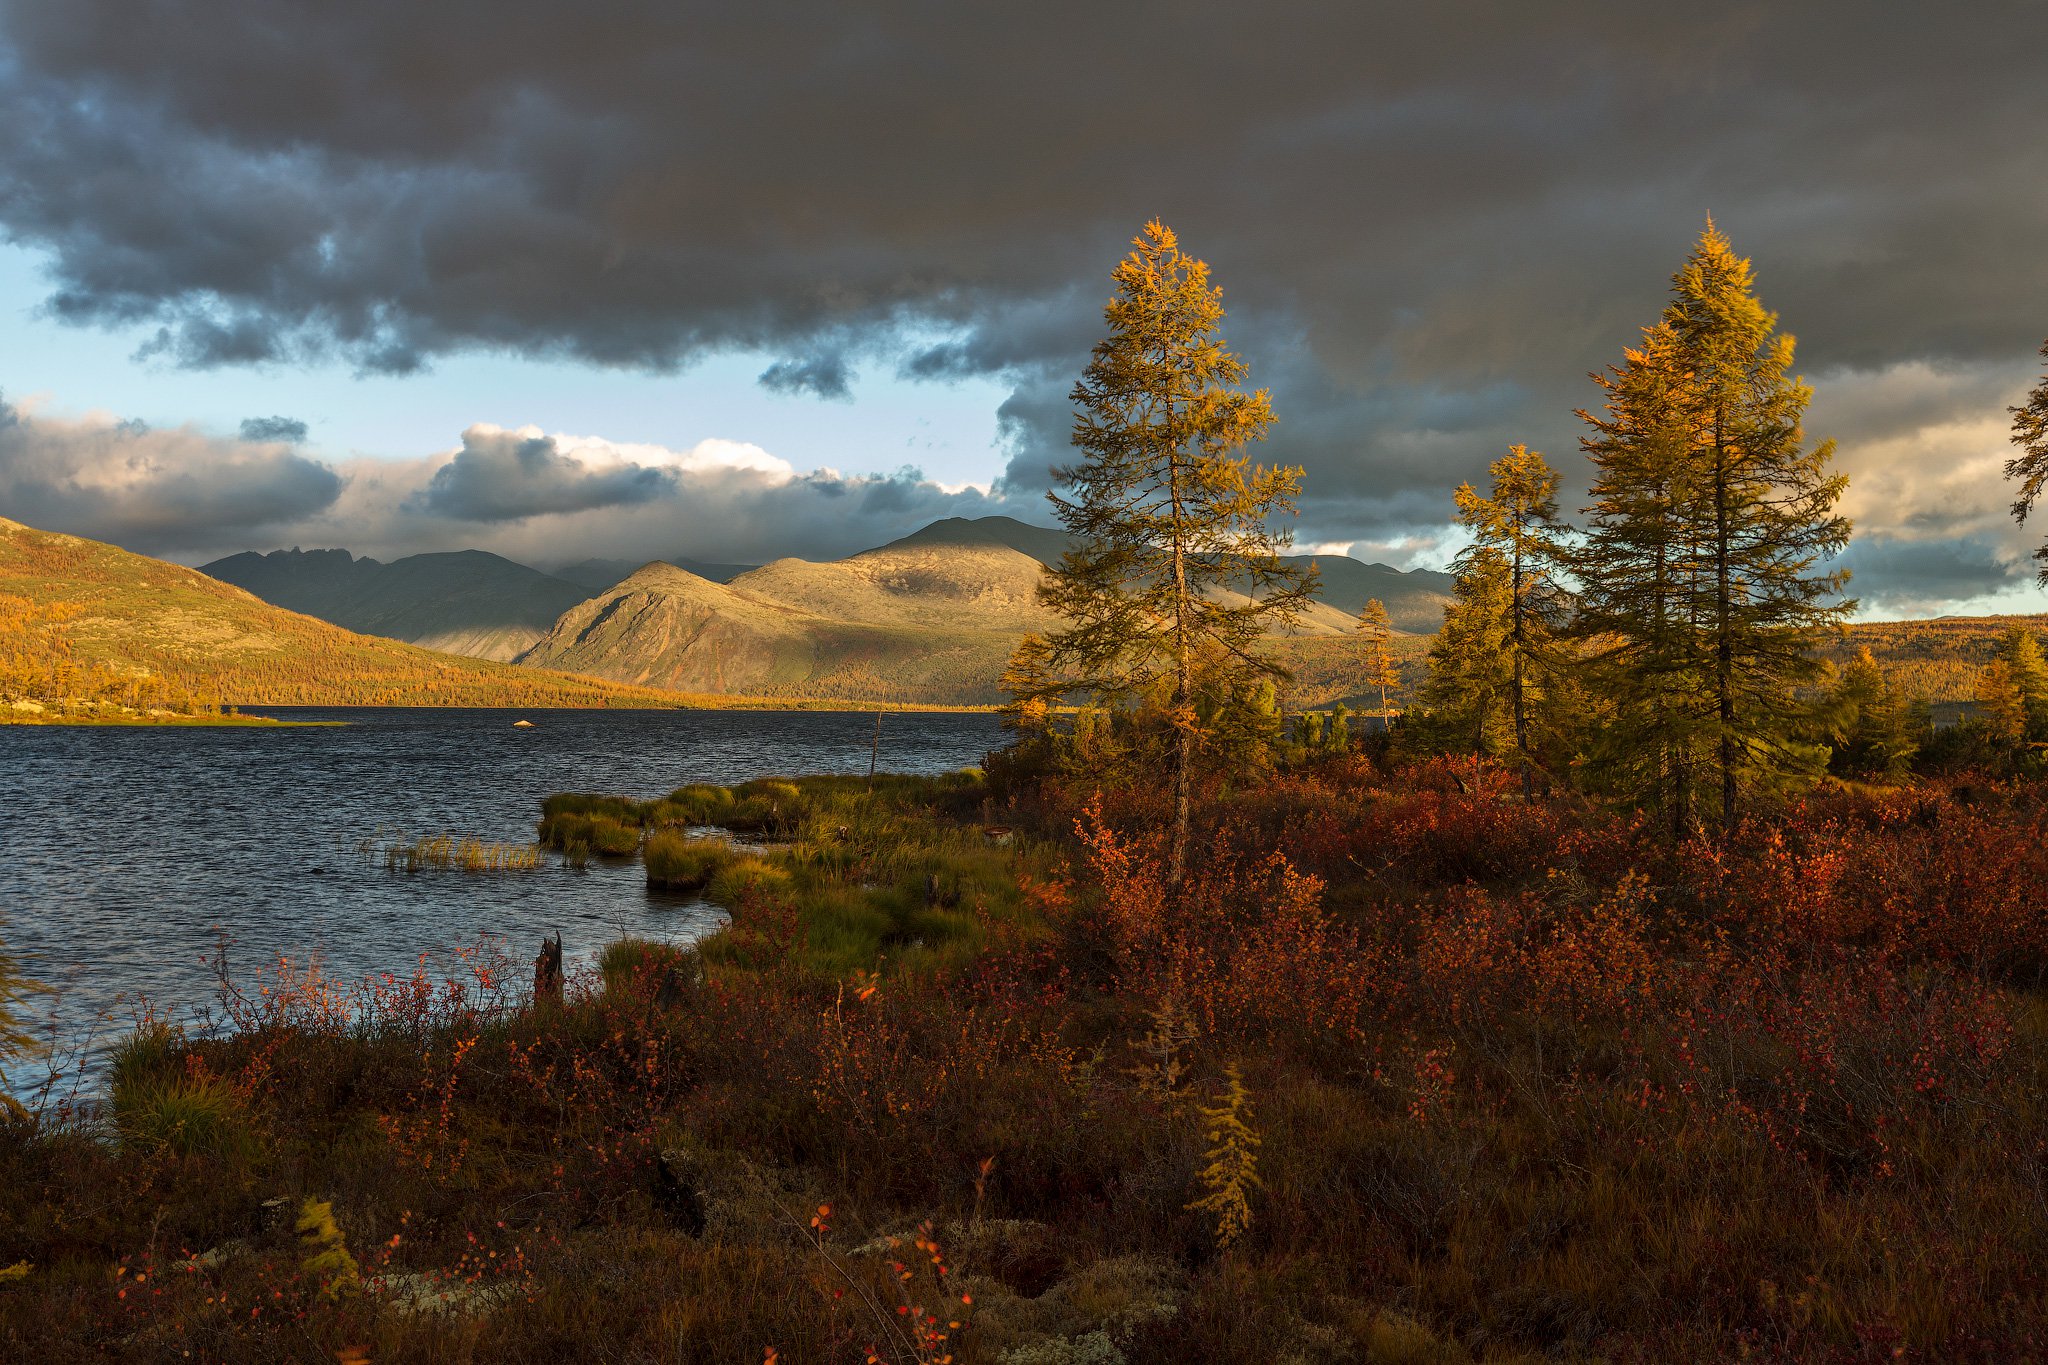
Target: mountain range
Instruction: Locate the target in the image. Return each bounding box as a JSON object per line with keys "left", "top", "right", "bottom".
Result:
{"left": 202, "top": 548, "right": 592, "bottom": 661}
{"left": 8, "top": 513, "right": 2037, "bottom": 713}
{"left": 0, "top": 519, "right": 700, "bottom": 709}
{"left": 199, "top": 517, "right": 1457, "bottom": 705}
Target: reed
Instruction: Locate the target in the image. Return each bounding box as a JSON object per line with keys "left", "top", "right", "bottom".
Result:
{"left": 382, "top": 834, "right": 543, "bottom": 874}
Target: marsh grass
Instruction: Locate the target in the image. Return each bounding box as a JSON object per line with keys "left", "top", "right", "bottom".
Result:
{"left": 643, "top": 831, "right": 740, "bottom": 890}
{"left": 541, "top": 771, "right": 1041, "bottom": 973}
{"left": 596, "top": 938, "right": 699, "bottom": 1000}
{"left": 381, "top": 835, "right": 543, "bottom": 873}
{"left": 111, "top": 1067, "right": 254, "bottom": 1161}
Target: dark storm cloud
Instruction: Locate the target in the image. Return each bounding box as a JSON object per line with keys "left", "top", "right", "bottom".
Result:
{"left": 412, "top": 425, "right": 677, "bottom": 522}
{"left": 357, "top": 431, "right": 1011, "bottom": 567}
{"left": 758, "top": 351, "right": 854, "bottom": 401}
{"left": 239, "top": 415, "right": 308, "bottom": 444}
{"left": 1838, "top": 535, "right": 2027, "bottom": 616}
{"left": 0, "top": 393, "right": 343, "bottom": 554}
{"left": 0, "top": 1, "right": 2044, "bottom": 599}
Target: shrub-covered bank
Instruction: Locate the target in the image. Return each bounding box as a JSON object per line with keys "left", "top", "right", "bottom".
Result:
{"left": 4, "top": 761, "right": 2047, "bottom": 1362}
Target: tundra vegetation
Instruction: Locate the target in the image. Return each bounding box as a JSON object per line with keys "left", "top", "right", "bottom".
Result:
{"left": 2, "top": 225, "right": 2047, "bottom": 1361}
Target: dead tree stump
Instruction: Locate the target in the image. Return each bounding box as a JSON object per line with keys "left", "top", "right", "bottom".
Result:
{"left": 533, "top": 932, "right": 564, "bottom": 1008}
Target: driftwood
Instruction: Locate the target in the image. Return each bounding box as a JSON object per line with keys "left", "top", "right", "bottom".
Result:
{"left": 532, "top": 932, "right": 563, "bottom": 1008}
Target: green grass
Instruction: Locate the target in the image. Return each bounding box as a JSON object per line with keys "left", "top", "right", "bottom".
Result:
{"left": 109, "top": 1029, "right": 255, "bottom": 1162}
{"left": 595, "top": 938, "right": 699, "bottom": 998}
{"left": 644, "top": 832, "right": 744, "bottom": 891}
{"left": 538, "top": 770, "right": 1052, "bottom": 977}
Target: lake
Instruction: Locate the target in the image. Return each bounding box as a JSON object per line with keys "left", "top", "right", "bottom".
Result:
{"left": 0, "top": 707, "right": 1004, "bottom": 1097}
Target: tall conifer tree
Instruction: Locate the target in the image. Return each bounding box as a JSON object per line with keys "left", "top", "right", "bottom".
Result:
{"left": 1576, "top": 223, "right": 1851, "bottom": 827}
{"left": 1452, "top": 444, "right": 1572, "bottom": 790}
{"left": 1040, "top": 221, "right": 1312, "bottom": 884}
{"left": 1995, "top": 625, "right": 2048, "bottom": 740}
{"left": 1576, "top": 323, "right": 1708, "bottom": 828}
{"left": 1355, "top": 598, "right": 1401, "bottom": 716}
{"left": 1415, "top": 547, "right": 1514, "bottom": 755}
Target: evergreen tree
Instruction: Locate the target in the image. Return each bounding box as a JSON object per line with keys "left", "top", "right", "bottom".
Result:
{"left": 997, "top": 633, "right": 1056, "bottom": 737}
{"left": 1452, "top": 444, "right": 1572, "bottom": 790}
{"left": 1576, "top": 223, "right": 1852, "bottom": 828}
{"left": 1575, "top": 322, "right": 1709, "bottom": 829}
{"left": 1355, "top": 598, "right": 1401, "bottom": 716}
{"left": 1823, "top": 647, "right": 1919, "bottom": 781}
{"left": 2005, "top": 339, "right": 2048, "bottom": 580}
{"left": 1039, "top": 221, "right": 1313, "bottom": 884}
{"left": 1995, "top": 625, "right": 2048, "bottom": 739}
{"left": 1976, "top": 658, "right": 2028, "bottom": 756}
{"left": 1414, "top": 547, "right": 1514, "bottom": 755}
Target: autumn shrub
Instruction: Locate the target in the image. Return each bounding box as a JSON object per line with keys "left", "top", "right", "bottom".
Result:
{"left": 10, "top": 768, "right": 2048, "bottom": 1361}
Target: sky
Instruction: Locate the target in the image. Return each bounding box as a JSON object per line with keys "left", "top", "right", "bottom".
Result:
{"left": 0, "top": 1, "right": 2044, "bottom": 617}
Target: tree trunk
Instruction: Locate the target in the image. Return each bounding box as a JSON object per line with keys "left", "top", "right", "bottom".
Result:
{"left": 532, "top": 932, "right": 563, "bottom": 1010}
{"left": 1511, "top": 528, "right": 1531, "bottom": 797}
{"left": 1167, "top": 400, "right": 1192, "bottom": 889}
{"left": 1713, "top": 407, "right": 1737, "bottom": 826}
{"left": 1169, "top": 521, "right": 1192, "bottom": 889}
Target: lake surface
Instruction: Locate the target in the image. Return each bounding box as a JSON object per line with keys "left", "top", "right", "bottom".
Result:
{"left": 0, "top": 707, "right": 1003, "bottom": 1097}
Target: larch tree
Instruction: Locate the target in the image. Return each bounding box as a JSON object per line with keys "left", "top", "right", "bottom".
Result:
{"left": 1823, "top": 647, "right": 1919, "bottom": 781}
{"left": 1452, "top": 444, "right": 1572, "bottom": 790}
{"left": 1575, "top": 321, "right": 1708, "bottom": 828}
{"left": 1039, "top": 220, "right": 1313, "bottom": 885}
{"left": 1976, "top": 658, "right": 2028, "bottom": 755}
{"left": 1996, "top": 624, "right": 2048, "bottom": 739}
{"left": 997, "top": 632, "right": 1056, "bottom": 737}
{"left": 1576, "top": 223, "right": 1852, "bottom": 828}
{"left": 2004, "top": 339, "right": 2048, "bottom": 579}
{"left": 1414, "top": 547, "right": 1514, "bottom": 756}
{"left": 1355, "top": 598, "right": 1401, "bottom": 716}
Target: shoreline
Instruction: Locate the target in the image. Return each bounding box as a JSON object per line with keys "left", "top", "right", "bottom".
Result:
{"left": 1, "top": 709, "right": 341, "bottom": 728}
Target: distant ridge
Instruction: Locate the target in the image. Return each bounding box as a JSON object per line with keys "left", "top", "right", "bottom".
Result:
{"left": 516, "top": 543, "right": 1060, "bottom": 702}
{"left": 202, "top": 547, "right": 590, "bottom": 661}
{"left": 184, "top": 515, "right": 1458, "bottom": 704}
{"left": 518, "top": 536, "right": 1378, "bottom": 704}
{"left": 552, "top": 556, "right": 758, "bottom": 592}
{"left": 882, "top": 515, "right": 1454, "bottom": 632}
{"left": 0, "top": 518, "right": 699, "bottom": 708}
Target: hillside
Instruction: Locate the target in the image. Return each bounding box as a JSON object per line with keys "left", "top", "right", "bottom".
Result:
{"left": 883, "top": 515, "right": 1454, "bottom": 630}
{"left": 1833, "top": 613, "right": 2048, "bottom": 707}
{"left": 0, "top": 519, "right": 703, "bottom": 709}
{"left": 517, "top": 551, "right": 1045, "bottom": 703}
{"left": 518, "top": 541, "right": 1375, "bottom": 704}
{"left": 201, "top": 547, "right": 591, "bottom": 661}
{"left": 552, "top": 556, "right": 757, "bottom": 591}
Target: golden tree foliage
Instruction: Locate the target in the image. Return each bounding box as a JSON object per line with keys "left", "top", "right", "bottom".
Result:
{"left": 1040, "top": 220, "right": 1312, "bottom": 883}
{"left": 1355, "top": 598, "right": 1401, "bottom": 716}
{"left": 1185, "top": 1063, "right": 1262, "bottom": 1251}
